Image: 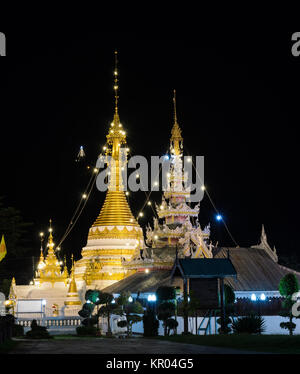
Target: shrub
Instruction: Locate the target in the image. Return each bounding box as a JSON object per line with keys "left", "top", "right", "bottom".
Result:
{"left": 117, "top": 320, "right": 127, "bottom": 328}
{"left": 76, "top": 326, "right": 97, "bottom": 336}
{"left": 165, "top": 318, "right": 178, "bottom": 335}
{"left": 280, "top": 321, "right": 296, "bottom": 333}
{"left": 25, "top": 319, "right": 52, "bottom": 339}
{"left": 231, "top": 314, "right": 265, "bottom": 334}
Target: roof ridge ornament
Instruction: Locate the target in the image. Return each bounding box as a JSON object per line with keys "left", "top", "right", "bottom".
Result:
{"left": 251, "top": 224, "right": 278, "bottom": 262}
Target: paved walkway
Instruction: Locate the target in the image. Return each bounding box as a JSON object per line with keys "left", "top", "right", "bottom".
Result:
{"left": 9, "top": 337, "right": 260, "bottom": 354}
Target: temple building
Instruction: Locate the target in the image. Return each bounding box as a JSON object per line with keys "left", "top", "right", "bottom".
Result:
{"left": 8, "top": 54, "right": 300, "bottom": 319}
{"left": 10, "top": 220, "right": 82, "bottom": 317}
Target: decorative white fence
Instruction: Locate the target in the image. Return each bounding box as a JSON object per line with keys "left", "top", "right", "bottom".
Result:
{"left": 16, "top": 316, "right": 82, "bottom": 334}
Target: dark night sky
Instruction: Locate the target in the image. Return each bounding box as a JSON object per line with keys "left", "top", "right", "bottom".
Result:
{"left": 1, "top": 31, "right": 299, "bottom": 268}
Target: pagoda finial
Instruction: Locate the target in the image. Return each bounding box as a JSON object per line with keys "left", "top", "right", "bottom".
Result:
{"left": 114, "top": 50, "right": 119, "bottom": 117}
{"left": 170, "top": 89, "right": 183, "bottom": 156}
{"left": 173, "top": 89, "right": 178, "bottom": 125}
{"left": 47, "top": 218, "right": 54, "bottom": 253}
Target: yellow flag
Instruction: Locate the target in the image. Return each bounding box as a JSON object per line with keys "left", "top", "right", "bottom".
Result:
{"left": 0, "top": 235, "right": 7, "bottom": 262}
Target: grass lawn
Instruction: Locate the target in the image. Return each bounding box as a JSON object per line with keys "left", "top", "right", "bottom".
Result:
{"left": 156, "top": 334, "right": 300, "bottom": 354}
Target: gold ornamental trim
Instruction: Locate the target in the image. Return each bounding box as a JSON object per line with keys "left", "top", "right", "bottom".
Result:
{"left": 88, "top": 225, "right": 143, "bottom": 240}
{"left": 81, "top": 249, "right": 137, "bottom": 257}
{"left": 64, "top": 301, "right": 82, "bottom": 306}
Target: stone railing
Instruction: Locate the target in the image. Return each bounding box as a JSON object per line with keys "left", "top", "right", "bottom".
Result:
{"left": 16, "top": 316, "right": 82, "bottom": 329}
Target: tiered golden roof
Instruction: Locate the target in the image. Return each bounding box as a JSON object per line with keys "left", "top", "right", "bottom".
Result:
{"left": 36, "top": 220, "right": 68, "bottom": 285}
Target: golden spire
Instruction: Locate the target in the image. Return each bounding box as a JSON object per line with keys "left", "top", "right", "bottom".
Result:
{"left": 65, "top": 254, "right": 81, "bottom": 305}
{"left": 9, "top": 277, "right": 17, "bottom": 303}
{"left": 170, "top": 89, "right": 183, "bottom": 156}
{"left": 62, "top": 255, "right": 69, "bottom": 282}
{"left": 93, "top": 51, "right": 138, "bottom": 227}
{"left": 114, "top": 50, "right": 119, "bottom": 118}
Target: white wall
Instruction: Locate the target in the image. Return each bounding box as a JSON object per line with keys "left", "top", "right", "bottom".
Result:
{"left": 132, "top": 315, "right": 300, "bottom": 335}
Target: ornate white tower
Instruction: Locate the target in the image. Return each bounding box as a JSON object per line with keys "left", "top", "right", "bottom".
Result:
{"left": 146, "top": 90, "right": 212, "bottom": 258}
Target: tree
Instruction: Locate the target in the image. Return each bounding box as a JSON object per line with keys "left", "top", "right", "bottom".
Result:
{"left": 78, "top": 290, "right": 119, "bottom": 336}
{"left": 116, "top": 292, "right": 144, "bottom": 337}
{"left": 143, "top": 308, "right": 159, "bottom": 337}
{"left": 0, "top": 278, "right": 11, "bottom": 298}
{"left": 157, "top": 301, "right": 176, "bottom": 336}
{"left": 216, "top": 284, "right": 236, "bottom": 334}
{"left": 156, "top": 286, "right": 177, "bottom": 336}
{"left": 279, "top": 273, "right": 300, "bottom": 336}
{"left": 97, "top": 292, "right": 118, "bottom": 337}
{"left": 0, "top": 198, "right": 33, "bottom": 257}
{"left": 0, "top": 198, "right": 34, "bottom": 284}
{"left": 156, "top": 286, "right": 176, "bottom": 303}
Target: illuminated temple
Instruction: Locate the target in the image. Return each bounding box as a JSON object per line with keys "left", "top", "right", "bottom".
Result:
{"left": 8, "top": 54, "right": 300, "bottom": 318}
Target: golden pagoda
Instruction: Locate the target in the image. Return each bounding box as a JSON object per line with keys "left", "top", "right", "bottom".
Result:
{"left": 75, "top": 52, "right": 144, "bottom": 289}
{"left": 64, "top": 255, "right": 81, "bottom": 313}
{"left": 35, "top": 219, "right": 69, "bottom": 286}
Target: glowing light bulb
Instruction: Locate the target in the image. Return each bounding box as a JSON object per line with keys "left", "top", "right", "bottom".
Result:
{"left": 187, "top": 157, "right": 192, "bottom": 162}
{"left": 154, "top": 235, "right": 158, "bottom": 240}
{"left": 260, "top": 293, "right": 266, "bottom": 301}
{"left": 201, "top": 185, "right": 206, "bottom": 191}
{"left": 103, "top": 146, "right": 107, "bottom": 150}
{"left": 125, "top": 191, "right": 129, "bottom": 196}
{"left": 147, "top": 201, "right": 151, "bottom": 206}
{"left": 145, "top": 269, "right": 149, "bottom": 274}
{"left": 154, "top": 181, "right": 158, "bottom": 186}
{"left": 139, "top": 212, "right": 144, "bottom": 217}
{"left": 82, "top": 194, "right": 87, "bottom": 199}
{"left": 94, "top": 168, "right": 98, "bottom": 173}
{"left": 39, "top": 232, "right": 44, "bottom": 237}
{"left": 216, "top": 214, "right": 222, "bottom": 221}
